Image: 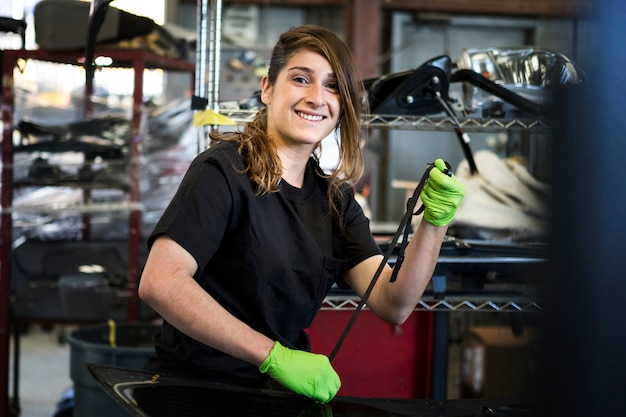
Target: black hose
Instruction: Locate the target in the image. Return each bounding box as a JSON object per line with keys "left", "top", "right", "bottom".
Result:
{"left": 329, "top": 163, "right": 435, "bottom": 361}
{"left": 84, "top": 0, "right": 114, "bottom": 87}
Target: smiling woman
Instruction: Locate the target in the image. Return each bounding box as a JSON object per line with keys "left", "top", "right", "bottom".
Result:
{"left": 137, "top": 24, "right": 465, "bottom": 405}
{"left": 216, "top": 24, "right": 366, "bottom": 200}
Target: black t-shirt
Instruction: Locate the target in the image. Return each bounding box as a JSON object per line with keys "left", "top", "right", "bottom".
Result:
{"left": 146, "top": 141, "right": 381, "bottom": 386}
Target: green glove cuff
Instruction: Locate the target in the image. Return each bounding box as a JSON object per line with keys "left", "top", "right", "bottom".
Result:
{"left": 420, "top": 159, "right": 466, "bottom": 227}
{"left": 259, "top": 341, "right": 278, "bottom": 374}
{"left": 259, "top": 341, "right": 340, "bottom": 403}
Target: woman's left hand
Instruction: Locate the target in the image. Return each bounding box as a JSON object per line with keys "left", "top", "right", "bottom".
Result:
{"left": 419, "top": 159, "right": 466, "bottom": 227}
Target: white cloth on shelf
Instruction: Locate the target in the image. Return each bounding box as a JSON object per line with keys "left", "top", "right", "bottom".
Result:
{"left": 452, "top": 150, "right": 549, "bottom": 240}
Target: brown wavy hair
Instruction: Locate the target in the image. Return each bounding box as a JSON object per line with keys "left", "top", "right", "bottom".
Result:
{"left": 210, "top": 24, "right": 366, "bottom": 221}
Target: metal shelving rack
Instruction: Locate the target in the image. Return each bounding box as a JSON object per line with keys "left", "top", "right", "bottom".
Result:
{"left": 0, "top": 47, "right": 195, "bottom": 416}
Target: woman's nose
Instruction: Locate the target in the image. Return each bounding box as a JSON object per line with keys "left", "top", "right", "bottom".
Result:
{"left": 306, "top": 83, "right": 325, "bottom": 107}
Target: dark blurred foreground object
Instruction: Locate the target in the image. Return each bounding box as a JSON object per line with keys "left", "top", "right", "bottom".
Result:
{"left": 540, "top": 1, "right": 626, "bottom": 416}
{"left": 87, "top": 363, "right": 535, "bottom": 417}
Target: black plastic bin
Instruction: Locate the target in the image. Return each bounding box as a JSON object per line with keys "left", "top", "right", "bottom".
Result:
{"left": 67, "top": 323, "right": 159, "bottom": 417}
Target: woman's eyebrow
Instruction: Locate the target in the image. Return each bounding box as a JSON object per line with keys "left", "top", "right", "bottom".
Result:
{"left": 287, "top": 66, "right": 336, "bottom": 79}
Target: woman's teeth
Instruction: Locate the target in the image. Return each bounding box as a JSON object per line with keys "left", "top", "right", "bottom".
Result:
{"left": 297, "top": 112, "right": 323, "bottom": 121}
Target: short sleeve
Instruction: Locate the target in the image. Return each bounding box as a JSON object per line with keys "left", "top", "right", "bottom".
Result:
{"left": 337, "top": 186, "right": 382, "bottom": 269}
{"left": 148, "top": 146, "right": 239, "bottom": 271}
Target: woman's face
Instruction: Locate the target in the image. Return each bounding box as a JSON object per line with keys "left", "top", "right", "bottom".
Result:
{"left": 261, "top": 49, "right": 341, "bottom": 150}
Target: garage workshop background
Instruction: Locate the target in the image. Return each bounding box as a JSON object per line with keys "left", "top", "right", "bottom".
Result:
{"left": 2, "top": 1, "right": 625, "bottom": 417}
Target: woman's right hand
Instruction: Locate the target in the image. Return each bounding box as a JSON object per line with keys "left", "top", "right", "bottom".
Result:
{"left": 259, "top": 341, "right": 341, "bottom": 403}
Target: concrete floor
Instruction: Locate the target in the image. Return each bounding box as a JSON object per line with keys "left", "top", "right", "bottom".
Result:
{"left": 9, "top": 325, "right": 73, "bottom": 417}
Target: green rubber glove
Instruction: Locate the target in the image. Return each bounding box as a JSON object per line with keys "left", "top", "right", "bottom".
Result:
{"left": 420, "top": 159, "right": 466, "bottom": 226}
{"left": 259, "top": 341, "right": 341, "bottom": 403}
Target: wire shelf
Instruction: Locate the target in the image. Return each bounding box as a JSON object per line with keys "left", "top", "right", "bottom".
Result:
{"left": 321, "top": 294, "right": 544, "bottom": 312}
{"left": 361, "top": 114, "right": 551, "bottom": 132}
{"left": 218, "top": 109, "right": 550, "bottom": 133}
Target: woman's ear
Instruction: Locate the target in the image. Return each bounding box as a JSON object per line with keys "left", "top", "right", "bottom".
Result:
{"left": 260, "top": 75, "right": 271, "bottom": 105}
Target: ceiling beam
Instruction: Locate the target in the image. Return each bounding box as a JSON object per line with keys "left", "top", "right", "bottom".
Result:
{"left": 380, "top": 0, "right": 590, "bottom": 18}
{"left": 183, "top": 0, "right": 590, "bottom": 18}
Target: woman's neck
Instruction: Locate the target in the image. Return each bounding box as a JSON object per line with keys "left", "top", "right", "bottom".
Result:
{"left": 277, "top": 147, "right": 311, "bottom": 188}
